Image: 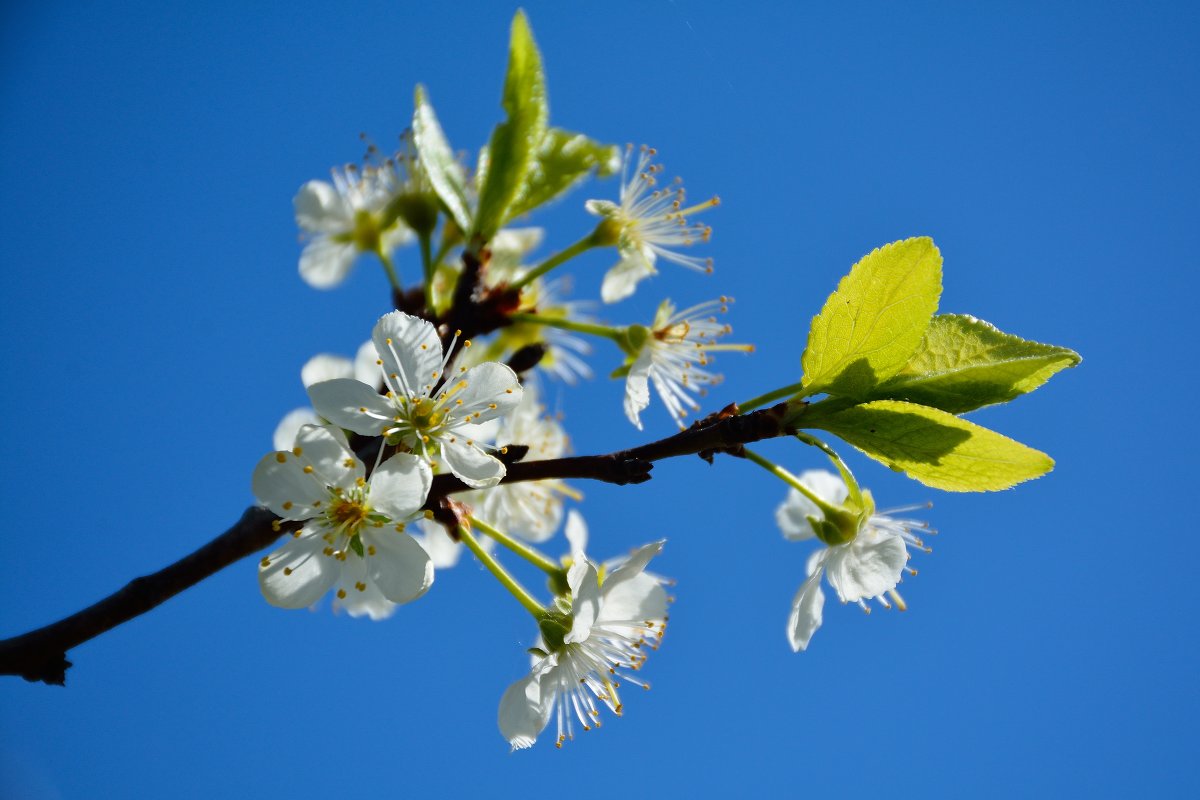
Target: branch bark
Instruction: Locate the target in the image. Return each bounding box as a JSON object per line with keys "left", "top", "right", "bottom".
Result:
{"left": 0, "top": 403, "right": 789, "bottom": 686}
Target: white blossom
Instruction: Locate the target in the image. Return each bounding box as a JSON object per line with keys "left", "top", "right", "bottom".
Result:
{"left": 585, "top": 144, "right": 718, "bottom": 303}
{"left": 466, "top": 386, "right": 574, "bottom": 543}
{"left": 273, "top": 342, "right": 381, "bottom": 450}
{"left": 624, "top": 298, "right": 753, "bottom": 430}
{"left": 293, "top": 166, "right": 412, "bottom": 289}
{"left": 308, "top": 311, "right": 523, "bottom": 488}
{"left": 498, "top": 542, "right": 669, "bottom": 750}
{"left": 252, "top": 424, "right": 435, "bottom": 617}
{"left": 776, "top": 470, "right": 932, "bottom": 651}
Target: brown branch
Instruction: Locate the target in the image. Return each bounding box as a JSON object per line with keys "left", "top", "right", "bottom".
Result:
{"left": 0, "top": 403, "right": 789, "bottom": 686}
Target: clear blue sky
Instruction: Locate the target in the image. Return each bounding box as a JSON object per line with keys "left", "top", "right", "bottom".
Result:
{"left": 2, "top": 1, "right": 1196, "bottom": 797}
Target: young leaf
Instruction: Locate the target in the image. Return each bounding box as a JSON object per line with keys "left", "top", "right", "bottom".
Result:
{"left": 412, "top": 85, "right": 473, "bottom": 233}
{"left": 868, "top": 314, "right": 1081, "bottom": 413}
{"left": 808, "top": 399, "right": 1053, "bottom": 492}
{"left": 507, "top": 128, "right": 620, "bottom": 218}
{"left": 802, "top": 237, "right": 943, "bottom": 398}
{"left": 473, "top": 10, "right": 548, "bottom": 243}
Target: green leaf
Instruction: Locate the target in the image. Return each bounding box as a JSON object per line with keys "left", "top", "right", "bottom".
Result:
{"left": 808, "top": 399, "right": 1053, "bottom": 492}
{"left": 473, "top": 10, "right": 548, "bottom": 243}
{"left": 802, "top": 237, "right": 943, "bottom": 398}
{"left": 507, "top": 128, "right": 620, "bottom": 219}
{"left": 412, "top": 85, "right": 472, "bottom": 233}
{"left": 868, "top": 314, "right": 1081, "bottom": 413}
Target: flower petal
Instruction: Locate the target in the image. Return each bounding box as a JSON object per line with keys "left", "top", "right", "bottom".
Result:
{"left": 363, "top": 528, "right": 434, "bottom": 605}
{"left": 333, "top": 553, "right": 396, "bottom": 621}
{"left": 566, "top": 561, "right": 601, "bottom": 644}
{"left": 823, "top": 533, "right": 907, "bottom": 604}
{"left": 622, "top": 347, "right": 654, "bottom": 430}
{"left": 273, "top": 407, "right": 320, "bottom": 452}
{"left": 370, "top": 452, "right": 432, "bottom": 520}
{"left": 299, "top": 237, "right": 357, "bottom": 289}
{"left": 372, "top": 311, "right": 443, "bottom": 398}
{"left": 603, "top": 541, "right": 664, "bottom": 595}
{"left": 411, "top": 517, "right": 463, "bottom": 569}
{"left": 251, "top": 451, "right": 327, "bottom": 518}
{"left": 259, "top": 531, "right": 340, "bottom": 609}
{"left": 301, "top": 354, "right": 354, "bottom": 388}
{"left": 601, "top": 248, "right": 656, "bottom": 303}
{"left": 447, "top": 362, "right": 523, "bottom": 424}
{"left": 440, "top": 438, "right": 506, "bottom": 488}
{"left": 353, "top": 340, "right": 382, "bottom": 388}
{"left": 498, "top": 667, "right": 551, "bottom": 750}
{"left": 294, "top": 180, "right": 351, "bottom": 233}
{"left": 294, "top": 424, "right": 361, "bottom": 489}
{"left": 788, "top": 568, "right": 826, "bottom": 652}
{"left": 564, "top": 509, "right": 588, "bottom": 557}
{"left": 598, "top": 572, "right": 668, "bottom": 624}
{"left": 307, "top": 378, "right": 394, "bottom": 436}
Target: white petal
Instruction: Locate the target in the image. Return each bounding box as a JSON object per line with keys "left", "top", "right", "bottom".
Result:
{"left": 498, "top": 668, "right": 551, "bottom": 750}
{"left": 440, "top": 438, "right": 506, "bottom": 488}
{"left": 566, "top": 561, "right": 601, "bottom": 644}
{"left": 601, "top": 248, "right": 656, "bottom": 304}
{"left": 447, "top": 362, "right": 523, "bottom": 424}
{"left": 333, "top": 553, "right": 396, "bottom": 621}
{"left": 362, "top": 528, "right": 434, "bottom": 605}
{"left": 370, "top": 452, "right": 432, "bottom": 520}
{"left": 823, "top": 534, "right": 907, "bottom": 604}
{"left": 301, "top": 354, "right": 354, "bottom": 388}
{"left": 491, "top": 227, "right": 544, "bottom": 258}
{"left": 599, "top": 572, "right": 668, "bottom": 624}
{"left": 353, "top": 340, "right": 382, "bottom": 388}
{"left": 585, "top": 198, "right": 618, "bottom": 217}
{"left": 299, "top": 237, "right": 357, "bottom": 289}
{"left": 294, "top": 423, "right": 361, "bottom": 489}
{"left": 564, "top": 509, "right": 588, "bottom": 557}
{"left": 259, "top": 531, "right": 340, "bottom": 609}
{"left": 603, "top": 541, "right": 664, "bottom": 594}
{"left": 788, "top": 568, "right": 826, "bottom": 652}
{"left": 372, "top": 311, "right": 443, "bottom": 397}
{"left": 307, "top": 378, "right": 394, "bottom": 436}
{"left": 622, "top": 348, "right": 653, "bottom": 429}
{"left": 412, "top": 518, "right": 463, "bottom": 569}
{"left": 293, "top": 180, "right": 351, "bottom": 233}
{"left": 800, "top": 470, "right": 849, "bottom": 505}
{"left": 251, "top": 451, "right": 327, "bottom": 518}
{"left": 273, "top": 408, "right": 320, "bottom": 451}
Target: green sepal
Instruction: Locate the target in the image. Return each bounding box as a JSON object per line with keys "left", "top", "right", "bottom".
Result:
{"left": 808, "top": 399, "right": 1054, "bottom": 492}
{"left": 538, "top": 611, "right": 572, "bottom": 652}
{"left": 348, "top": 533, "right": 365, "bottom": 558}
{"left": 802, "top": 237, "right": 943, "bottom": 398}
{"left": 866, "top": 314, "right": 1081, "bottom": 413}
{"left": 473, "top": 10, "right": 548, "bottom": 244}
{"left": 412, "top": 84, "right": 473, "bottom": 233}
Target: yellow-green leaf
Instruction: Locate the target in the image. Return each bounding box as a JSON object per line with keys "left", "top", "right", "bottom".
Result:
{"left": 473, "top": 10, "right": 548, "bottom": 243}
{"left": 412, "top": 85, "right": 472, "bottom": 233}
{"left": 868, "top": 314, "right": 1082, "bottom": 413}
{"left": 809, "top": 399, "right": 1053, "bottom": 492}
{"left": 508, "top": 128, "right": 620, "bottom": 219}
{"left": 802, "top": 237, "right": 942, "bottom": 398}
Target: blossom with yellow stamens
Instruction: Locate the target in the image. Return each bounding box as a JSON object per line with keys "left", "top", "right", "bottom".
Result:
{"left": 308, "top": 310, "right": 523, "bottom": 488}
{"left": 585, "top": 144, "right": 719, "bottom": 303}
{"left": 251, "top": 424, "right": 434, "bottom": 617}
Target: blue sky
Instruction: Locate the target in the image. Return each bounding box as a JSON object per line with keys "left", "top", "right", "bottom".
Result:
{"left": 1, "top": 1, "right": 1196, "bottom": 797}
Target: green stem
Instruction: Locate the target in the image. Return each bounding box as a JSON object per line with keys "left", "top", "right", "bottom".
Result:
{"left": 458, "top": 525, "right": 546, "bottom": 618}
{"left": 376, "top": 249, "right": 402, "bottom": 293}
{"left": 739, "top": 381, "right": 806, "bottom": 413}
{"left": 508, "top": 231, "right": 598, "bottom": 293}
{"left": 469, "top": 515, "right": 562, "bottom": 575}
{"left": 508, "top": 312, "right": 624, "bottom": 343}
{"left": 794, "top": 432, "right": 864, "bottom": 508}
{"left": 742, "top": 447, "right": 844, "bottom": 519}
{"left": 418, "top": 230, "right": 434, "bottom": 310}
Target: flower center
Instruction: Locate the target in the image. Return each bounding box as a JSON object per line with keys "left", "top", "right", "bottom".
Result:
{"left": 351, "top": 209, "right": 381, "bottom": 253}
{"left": 409, "top": 396, "right": 445, "bottom": 432}
{"left": 329, "top": 497, "right": 369, "bottom": 534}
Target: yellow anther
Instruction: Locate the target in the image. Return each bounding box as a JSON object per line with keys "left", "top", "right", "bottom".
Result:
{"left": 260, "top": 557, "right": 271, "bottom": 568}
{"left": 356, "top": 477, "right": 366, "bottom": 487}
{"left": 323, "top": 547, "right": 334, "bottom": 556}
{"left": 356, "top": 582, "right": 367, "bottom": 592}
{"left": 343, "top": 458, "right": 355, "bottom": 468}
{"left": 420, "top": 344, "right": 428, "bottom": 350}
{"left": 271, "top": 520, "right": 282, "bottom": 532}
{"left": 423, "top": 510, "right": 434, "bottom": 520}
{"left": 359, "top": 406, "right": 367, "bottom": 412}
{"left": 386, "top": 338, "right": 393, "bottom": 345}
{"left": 292, "top": 446, "right": 303, "bottom": 457}
{"left": 283, "top": 567, "right": 293, "bottom": 576}
{"left": 282, "top": 501, "right": 293, "bottom": 511}
{"left": 368, "top": 545, "right": 377, "bottom": 555}
{"left": 337, "top": 589, "right": 347, "bottom": 599}
{"left": 464, "top": 339, "right": 472, "bottom": 348}
{"left": 505, "top": 388, "right": 513, "bottom": 394}
{"left": 275, "top": 452, "right": 287, "bottom": 463}
{"left": 303, "top": 465, "right": 314, "bottom": 474}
